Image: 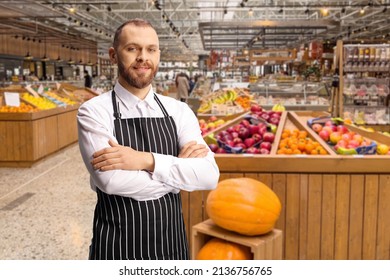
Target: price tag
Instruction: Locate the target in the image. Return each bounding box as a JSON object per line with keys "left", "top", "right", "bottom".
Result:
{"left": 37, "top": 84, "right": 44, "bottom": 94}
{"left": 4, "top": 92, "right": 20, "bottom": 107}
{"left": 56, "top": 82, "right": 61, "bottom": 90}
{"left": 24, "top": 84, "right": 40, "bottom": 98}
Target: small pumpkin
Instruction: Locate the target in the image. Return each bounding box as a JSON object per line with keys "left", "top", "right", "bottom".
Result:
{"left": 206, "top": 177, "right": 281, "bottom": 236}
{"left": 196, "top": 237, "right": 252, "bottom": 260}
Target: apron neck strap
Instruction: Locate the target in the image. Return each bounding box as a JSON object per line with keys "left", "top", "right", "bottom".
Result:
{"left": 111, "top": 90, "right": 121, "bottom": 120}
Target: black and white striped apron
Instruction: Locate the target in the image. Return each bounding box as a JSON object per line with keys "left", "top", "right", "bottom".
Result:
{"left": 89, "top": 90, "right": 189, "bottom": 260}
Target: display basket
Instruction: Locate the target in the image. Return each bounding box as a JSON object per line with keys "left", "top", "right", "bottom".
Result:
{"left": 307, "top": 116, "right": 377, "bottom": 155}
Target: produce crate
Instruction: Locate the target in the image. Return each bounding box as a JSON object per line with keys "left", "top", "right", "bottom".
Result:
{"left": 192, "top": 219, "right": 283, "bottom": 260}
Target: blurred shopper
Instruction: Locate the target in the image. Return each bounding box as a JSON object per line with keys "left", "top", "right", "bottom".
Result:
{"left": 175, "top": 72, "right": 190, "bottom": 102}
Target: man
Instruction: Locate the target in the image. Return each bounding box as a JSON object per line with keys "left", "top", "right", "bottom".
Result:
{"left": 77, "top": 19, "right": 220, "bottom": 260}
{"left": 175, "top": 73, "right": 190, "bottom": 102}
{"left": 84, "top": 70, "right": 92, "bottom": 88}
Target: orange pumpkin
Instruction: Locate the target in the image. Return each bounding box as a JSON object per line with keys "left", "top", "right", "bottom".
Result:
{"left": 206, "top": 177, "right": 281, "bottom": 236}
{"left": 196, "top": 237, "right": 252, "bottom": 260}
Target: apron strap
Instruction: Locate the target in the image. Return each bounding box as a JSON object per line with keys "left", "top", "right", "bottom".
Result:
{"left": 111, "top": 90, "right": 122, "bottom": 119}
{"left": 154, "top": 94, "right": 169, "bottom": 118}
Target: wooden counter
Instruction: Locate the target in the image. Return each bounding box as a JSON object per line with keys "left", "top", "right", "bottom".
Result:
{"left": 182, "top": 111, "right": 390, "bottom": 260}
{"left": 0, "top": 105, "right": 79, "bottom": 167}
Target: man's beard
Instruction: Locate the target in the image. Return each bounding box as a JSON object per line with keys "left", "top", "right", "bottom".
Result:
{"left": 118, "top": 60, "right": 158, "bottom": 89}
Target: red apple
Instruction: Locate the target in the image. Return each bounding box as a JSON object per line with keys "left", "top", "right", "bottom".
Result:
{"left": 318, "top": 130, "right": 330, "bottom": 142}
{"left": 209, "top": 116, "right": 218, "bottom": 122}
{"left": 248, "top": 124, "right": 260, "bottom": 135}
{"left": 233, "top": 137, "right": 243, "bottom": 144}
{"left": 269, "top": 117, "right": 280, "bottom": 125}
{"left": 324, "top": 120, "right": 334, "bottom": 127}
{"left": 208, "top": 144, "right": 219, "bottom": 152}
{"left": 215, "top": 147, "right": 227, "bottom": 154}
{"left": 260, "top": 141, "right": 272, "bottom": 151}
{"left": 244, "top": 138, "right": 255, "bottom": 148}
{"left": 246, "top": 147, "right": 259, "bottom": 154}
{"left": 259, "top": 148, "right": 270, "bottom": 154}
{"left": 263, "top": 132, "right": 275, "bottom": 143}
{"left": 260, "top": 112, "right": 270, "bottom": 121}
{"left": 337, "top": 125, "right": 349, "bottom": 134}
{"left": 258, "top": 126, "right": 267, "bottom": 135}
{"left": 312, "top": 123, "right": 323, "bottom": 133}
{"left": 252, "top": 133, "right": 262, "bottom": 142}
{"left": 238, "top": 127, "right": 250, "bottom": 139}
{"left": 250, "top": 104, "right": 262, "bottom": 113}
{"left": 240, "top": 119, "right": 251, "bottom": 128}
{"left": 347, "top": 139, "right": 360, "bottom": 148}
{"left": 234, "top": 143, "right": 247, "bottom": 149}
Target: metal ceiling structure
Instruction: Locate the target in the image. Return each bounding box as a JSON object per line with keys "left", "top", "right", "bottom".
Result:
{"left": 0, "top": 0, "right": 390, "bottom": 62}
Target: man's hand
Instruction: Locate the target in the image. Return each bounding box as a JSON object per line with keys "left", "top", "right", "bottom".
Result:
{"left": 178, "top": 141, "right": 209, "bottom": 158}
{"left": 91, "top": 139, "right": 154, "bottom": 171}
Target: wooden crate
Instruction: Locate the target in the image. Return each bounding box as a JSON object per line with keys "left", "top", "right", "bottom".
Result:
{"left": 192, "top": 219, "right": 283, "bottom": 260}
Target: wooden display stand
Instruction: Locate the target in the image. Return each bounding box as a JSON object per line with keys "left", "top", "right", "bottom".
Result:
{"left": 181, "top": 110, "right": 390, "bottom": 260}
{"left": 192, "top": 219, "right": 283, "bottom": 260}
{"left": 0, "top": 105, "right": 79, "bottom": 167}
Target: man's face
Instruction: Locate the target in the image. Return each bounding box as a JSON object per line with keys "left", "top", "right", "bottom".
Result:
{"left": 112, "top": 24, "right": 160, "bottom": 89}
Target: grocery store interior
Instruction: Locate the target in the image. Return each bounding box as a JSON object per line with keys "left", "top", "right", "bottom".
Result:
{"left": 0, "top": 1, "right": 389, "bottom": 260}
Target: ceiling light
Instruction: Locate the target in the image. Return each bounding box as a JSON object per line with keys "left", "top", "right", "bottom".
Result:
{"left": 248, "top": 8, "right": 253, "bottom": 16}
{"left": 56, "top": 56, "right": 62, "bottom": 62}
{"left": 360, "top": 8, "right": 365, "bottom": 15}
{"left": 86, "top": 6, "right": 90, "bottom": 12}
{"left": 41, "top": 55, "right": 49, "bottom": 62}
{"left": 24, "top": 52, "right": 33, "bottom": 60}
{"left": 321, "top": 8, "right": 329, "bottom": 16}
{"left": 341, "top": 7, "right": 346, "bottom": 13}
{"left": 107, "top": 6, "right": 112, "bottom": 12}
{"left": 69, "top": 7, "right": 76, "bottom": 14}
{"left": 278, "top": 8, "right": 283, "bottom": 13}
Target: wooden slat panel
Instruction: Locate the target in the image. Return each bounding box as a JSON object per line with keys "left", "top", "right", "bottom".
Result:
{"left": 5, "top": 121, "right": 15, "bottom": 160}
{"left": 321, "top": 174, "right": 336, "bottom": 259}
{"left": 377, "top": 174, "right": 390, "bottom": 259}
{"left": 307, "top": 174, "right": 322, "bottom": 259}
{"left": 285, "top": 174, "right": 300, "bottom": 259}
{"left": 334, "top": 174, "right": 350, "bottom": 259}
{"left": 0, "top": 121, "right": 6, "bottom": 160}
{"left": 57, "top": 111, "right": 78, "bottom": 148}
{"left": 348, "top": 175, "right": 365, "bottom": 259}
{"left": 363, "top": 175, "right": 379, "bottom": 259}
{"left": 272, "top": 174, "right": 286, "bottom": 258}
{"left": 258, "top": 173, "right": 273, "bottom": 189}
{"left": 298, "top": 174, "right": 308, "bottom": 259}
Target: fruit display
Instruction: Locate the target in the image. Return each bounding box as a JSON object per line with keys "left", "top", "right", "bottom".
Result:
{"left": 210, "top": 105, "right": 282, "bottom": 154}
{"left": 197, "top": 87, "right": 252, "bottom": 114}
{"left": 206, "top": 177, "right": 282, "bottom": 236}
{"left": 44, "top": 91, "right": 78, "bottom": 105}
{"left": 198, "top": 115, "right": 226, "bottom": 136}
{"left": 0, "top": 102, "right": 39, "bottom": 113}
{"left": 196, "top": 237, "right": 252, "bottom": 260}
{"left": 307, "top": 117, "right": 388, "bottom": 155}
{"left": 277, "top": 128, "right": 328, "bottom": 155}
{"left": 22, "top": 93, "right": 57, "bottom": 110}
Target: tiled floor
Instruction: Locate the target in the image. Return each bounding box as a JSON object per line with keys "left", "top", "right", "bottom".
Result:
{"left": 0, "top": 143, "right": 96, "bottom": 260}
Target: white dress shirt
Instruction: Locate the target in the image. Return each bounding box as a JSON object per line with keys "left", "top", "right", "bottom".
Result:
{"left": 77, "top": 82, "right": 220, "bottom": 201}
